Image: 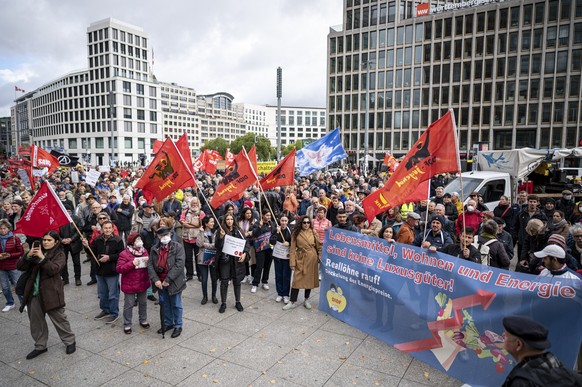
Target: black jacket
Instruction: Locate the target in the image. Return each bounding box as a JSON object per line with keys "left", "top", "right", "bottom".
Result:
{"left": 438, "top": 244, "right": 480, "bottom": 263}
{"left": 59, "top": 214, "right": 83, "bottom": 254}
{"left": 90, "top": 234, "right": 125, "bottom": 277}
{"left": 115, "top": 202, "right": 134, "bottom": 232}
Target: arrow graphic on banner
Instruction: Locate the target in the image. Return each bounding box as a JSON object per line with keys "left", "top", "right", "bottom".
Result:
{"left": 394, "top": 289, "right": 496, "bottom": 353}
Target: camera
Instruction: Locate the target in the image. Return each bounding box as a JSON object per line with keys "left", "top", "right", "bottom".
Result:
{"left": 155, "top": 266, "right": 166, "bottom": 274}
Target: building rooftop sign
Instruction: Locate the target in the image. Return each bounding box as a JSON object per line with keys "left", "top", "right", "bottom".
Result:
{"left": 417, "top": 0, "right": 505, "bottom": 17}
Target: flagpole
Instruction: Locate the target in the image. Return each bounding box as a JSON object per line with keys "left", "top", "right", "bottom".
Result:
{"left": 449, "top": 109, "right": 466, "bottom": 237}
{"left": 421, "top": 180, "right": 432, "bottom": 245}
{"left": 242, "top": 146, "right": 285, "bottom": 240}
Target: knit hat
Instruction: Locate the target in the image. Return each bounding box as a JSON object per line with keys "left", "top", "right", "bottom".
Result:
{"left": 547, "top": 233, "right": 566, "bottom": 250}
{"left": 430, "top": 215, "right": 446, "bottom": 226}
{"left": 126, "top": 232, "right": 140, "bottom": 246}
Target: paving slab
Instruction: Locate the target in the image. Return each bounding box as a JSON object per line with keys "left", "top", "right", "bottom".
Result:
{"left": 324, "top": 362, "right": 402, "bottom": 387}
{"left": 220, "top": 336, "right": 292, "bottom": 372}
{"left": 177, "top": 358, "right": 262, "bottom": 387}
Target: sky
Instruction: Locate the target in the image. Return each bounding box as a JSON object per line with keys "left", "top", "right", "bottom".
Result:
{"left": 0, "top": 0, "right": 343, "bottom": 117}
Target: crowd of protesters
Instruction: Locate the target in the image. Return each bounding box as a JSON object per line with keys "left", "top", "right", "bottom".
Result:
{"left": 0, "top": 163, "right": 581, "bottom": 362}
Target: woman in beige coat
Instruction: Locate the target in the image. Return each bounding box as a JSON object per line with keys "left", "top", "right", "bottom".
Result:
{"left": 283, "top": 215, "right": 322, "bottom": 310}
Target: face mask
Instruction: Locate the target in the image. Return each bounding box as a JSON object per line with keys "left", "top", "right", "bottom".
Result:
{"left": 134, "top": 240, "right": 144, "bottom": 248}
{"left": 466, "top": 205, "right": 475, "bottom": 212}
{"left": 101, "top": 204, "right": 107, "bottom": 209}
{"left": 160, "top": 235, "right": 171, "bottom": 244}
{"left": 579, "top": 206, "right": 582, "bottom": 212}
{"left": 564, "top": 195, "right": 572, "bottom": 201}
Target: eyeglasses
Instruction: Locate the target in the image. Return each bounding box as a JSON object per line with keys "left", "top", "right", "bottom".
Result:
{"left": 302, "top": 221, "right": 311, "bottom": 224}
{"left": 98, "top": 217, "right": 107, "bottom": 220}
{"left": 574, "top": 235, "right": 582, "bottom": 239}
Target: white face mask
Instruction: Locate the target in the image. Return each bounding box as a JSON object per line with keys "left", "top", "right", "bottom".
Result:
{"left": 134, "top": 240, "right": 144, "bottom": 248}
{"left": 466, "top": 205, "right": 475, "bottom": 212}
{"left": 160, "top": 235, "right": 171, "bottom": 244}
{"left": 101, "top": 203, "right": 107, "bottom": 209}
{"left": 564, "top": 195, "right": 572, "bottom": 201}
{"left": 579, "top": 206, "right": 582, "bottom": 212}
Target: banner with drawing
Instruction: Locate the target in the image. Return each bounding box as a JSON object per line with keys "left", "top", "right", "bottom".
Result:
{"left": 318, "top": 228, "right": 582, "bottom": 387}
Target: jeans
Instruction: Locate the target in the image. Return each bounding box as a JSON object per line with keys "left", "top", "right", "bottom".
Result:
{"left": 252, "top": 249, "right": 273, "bottom": 286}
{"left": 96, "top": 275, "right": 120, "bottom": 316}
{"left": 274, "top": 258, "right": 291, "bottom": 297}
{"left": 199, "top": 264, "right": 218, "bottom": 299}
{"left": 159, "top": 288, "right": 183, "bottom": 328}
{"left": 0, "top": 269, "right": 21, "bottom": 306}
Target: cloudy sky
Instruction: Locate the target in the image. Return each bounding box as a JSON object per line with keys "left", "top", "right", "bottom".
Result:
{"left": 0, "top": 0, "right": 343, "bottom": 116}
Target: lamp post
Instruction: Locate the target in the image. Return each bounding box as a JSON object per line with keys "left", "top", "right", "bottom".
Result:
{"left": 109, "top": 90, "right": 115, "bottom": 166}
{"left": 363, "top": 61, "right": 372, "bottom": 177}
{"left": 276, "top": 67, "right": 282, "bottom": 161}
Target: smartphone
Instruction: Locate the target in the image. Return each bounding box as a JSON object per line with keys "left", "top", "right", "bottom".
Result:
{"left": 32, "top": 241, "right": 41, "bottom": 249}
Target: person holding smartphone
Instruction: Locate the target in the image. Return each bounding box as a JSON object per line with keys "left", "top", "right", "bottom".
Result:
{"left": 17, "top": 230, "right": 76, "bottom": 359}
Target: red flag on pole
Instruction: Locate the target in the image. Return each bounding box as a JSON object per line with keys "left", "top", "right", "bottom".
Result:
{"left": 31, "top": 145, "right": 59, "bottom": 176}
{"left": 247, "top": 145, "right": 258, "bottom": 176}
{"left": 203, "top": 149, "right": 223, "bottom": 175}
{"left": 210, "top": 150, "right": 255, "bottom": 209}
{"left": 152, "top": 140, "right": 164, "bottom": 154}
{"left": 193, "top": 152, "right": 206, "bottom": 172}
{"left": 15, "top": 182, "right": 73, "bottom": 237}
{"left": 134, "top": 138, "right": 194, "bottom": 203}
{"left": 225, "top": 148, "right": 235, "bottom": 167}
{"left": 362, "top": 110, "right": 460, "bottom": 223}
{"left": 176, "top": 134, "right": 194, "bottom": 173}
{"left": 259, "top": 149, "right": 296, "bottom": 190}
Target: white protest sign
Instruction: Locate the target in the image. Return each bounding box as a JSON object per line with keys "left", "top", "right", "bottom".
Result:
{"left": 272, "top": 241, "right": 290, "bottom": 259}
{"left": 70, "top": 171, "right": 80, "bottom": 183}
{"left": 98, "top": 165, "right": 110, "bottom": 173}
{"left": 85, "top": 169, "right": 102, "bottom": 187}
{"left": 223, "top": 234, "right": 246, "bottom": 257}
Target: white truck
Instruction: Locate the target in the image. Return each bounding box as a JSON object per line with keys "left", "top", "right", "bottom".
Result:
{"left": 444, "top": 148, "right": 582, "bottom": 210}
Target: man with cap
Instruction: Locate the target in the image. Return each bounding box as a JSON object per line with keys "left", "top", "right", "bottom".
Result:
{"left": 494, "top": 217, "right": 514, "bottom": 260}
{"left": 501, "top": 315, "right": 582, "bottom": 386}
{"left": 413, "top": 215, "right": 453, "bottom": 250}
{"left": 534, "top": 245, "right": 581, "bottom": 280}
{"left": 59, "top": 204, "right": 84, "bottom": 286}
{"left": 148, "top": 227, "right": 186, "bottom": 338}
{"left": 443, "top": 193, "right": 459, "bottom": 221}
{"left": 397, "top": 212, "right": 420, "bottom": 245}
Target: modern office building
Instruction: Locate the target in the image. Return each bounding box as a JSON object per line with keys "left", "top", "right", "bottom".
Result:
{"left": 10, "top": 18, "right": 247, "bottom": 165}
{"left": 327, "top": 0, "right": 582, "bottom": 163}
{"left": 0, "top": 117, "right": 11, "bottom": 157}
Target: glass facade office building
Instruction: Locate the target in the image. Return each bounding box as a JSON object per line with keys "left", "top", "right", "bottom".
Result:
{"left": 327, "top": 0, "right": 582, "bottom": 161}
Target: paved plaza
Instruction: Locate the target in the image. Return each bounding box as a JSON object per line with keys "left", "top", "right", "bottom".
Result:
{"left": 0, "top": 261, "right": 463, "bottom": 387}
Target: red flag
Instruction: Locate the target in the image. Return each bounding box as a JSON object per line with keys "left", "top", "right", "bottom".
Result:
{"left": 204, "top": 149, "right": 223, "bottom": 175}
{"left": 193, "top": 152, "right": 206, "bottom": 172}
{"left": 225, "top": 148, "right": 235, "bottom": 166}
{"left": 31, "top": 145, "right": 59, "bottom": 176}
{"left": 362, "top": 110, "right": 459, "bottom": 223}
{"left": 260, "top": 149, "right": 296, "bottom": 190}
{"left": 248, "top": 145, "right": 258, "bottom": 176}
{"left": 15, "top": 86, "right": 25, "bottom": 93}
{"left": 15, "top": 182, "right": 73, "bottom": 237}
{"left": 210, "top": 150, "right": 255, "bottom": 209}
{"left": 152, "top": 139, "right": 163, "bottom": 154}
{"left": 134, "top": 138, "right": 194, "bottom": 203}
{"left": 176, "top": 134, "right": 194, "bottom": 173}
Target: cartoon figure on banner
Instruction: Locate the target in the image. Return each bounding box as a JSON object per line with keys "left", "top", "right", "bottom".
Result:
{"left": 149, "top": 150, "right": 174, "bottom": 179}
{"left": 326, "top": 283, "right": 347, "bottom": 312}
{"left": 405, "top": 129, "right": 431, "bottom": 170}
{"left": 223, "top": 160, "right": 240, "bottom": 184}
{"left": 431, "top": 292, "right": 512, "bottom": 373}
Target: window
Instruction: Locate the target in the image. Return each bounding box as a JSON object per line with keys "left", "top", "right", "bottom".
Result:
{"left": 137, "top": 110, "right": 145, "bottom": 120}
{"left": 123, "top": 108, "right": 131, "bottom": 119}
{"left": 136, "top": 84, "right": 144, "bottom": 95}
{"left": 95, "top": 138, "right": 104, "bottom": 148}
{"left": 124, "top": 121, "right": 132, "bottom": 132}
{"left": 125, "top": 137, "right": 132, "bottom": 149}
{"left": 123, "top": 81, "right": 131, "bottom": 93}
{"left": 137, "top": 122, "right": 145, "bottom": 133}
{"left": 138, "top": 138, "right": 145, "bottom": 149}
{"left": 545, "top": 52, "right": 555, "bottom": 73}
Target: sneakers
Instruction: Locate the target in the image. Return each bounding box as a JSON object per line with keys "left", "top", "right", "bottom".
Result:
{"left": 147, "top": 295, "right": 157, "bottom": 302}
{"left": 283, "top": 296, "right": 290, "bottom": 304}
{"left": 235, "top": 302, "right": 244, "bottom": 312}
{"left": 104, "top": 315, "right": 119, "bottom": 324}
{"left": 2, "top": 304, "right": 15, "bottom": 312}
{"left": 250, "top": 286, "right": 257, "bottom": 293}
{"left": 304, "top": 300, "right": 312, "bottom": 310}
{"left": 262, "top": 283, "right": 269, "bottom": 290}
{"left": 282, "top": 302, "right": 297, "bottom": 310}
{"left": 94, "top": 311, "right": 111, "bottom": 320}
{"left": 275, "top": 296, "right": 283, "bottom": 303}
{"left": 243, "top": 276, "right": 253, "bottom": 284}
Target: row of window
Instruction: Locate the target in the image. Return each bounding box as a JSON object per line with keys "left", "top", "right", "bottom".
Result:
{"left": 88, "top": 27, "right": 147, "bottom": 49}
{"left": 280, "top": 117, "right": 326, "bottom": 126}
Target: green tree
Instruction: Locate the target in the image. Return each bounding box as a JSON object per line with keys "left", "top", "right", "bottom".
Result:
{"left": 201, "top": 138, "right": 229, "bottom": 157}
{"left": 230, "top": 133, "right": 274, "bottom": 160}
{"left": 281, "top": 140, "right": 303, "bottom": 156}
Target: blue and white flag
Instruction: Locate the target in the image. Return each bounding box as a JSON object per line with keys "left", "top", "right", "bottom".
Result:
{"left": 296, "top": 128, "right": 347, "bottom": 176}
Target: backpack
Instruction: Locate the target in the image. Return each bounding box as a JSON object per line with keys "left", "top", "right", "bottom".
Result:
{"left": 473, "top": 237, "right": 496, "bottom": 266}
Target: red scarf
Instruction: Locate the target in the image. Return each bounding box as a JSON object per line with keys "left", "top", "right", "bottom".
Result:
{"left": 157, "top": 245, "right": 169, "bottom": 281}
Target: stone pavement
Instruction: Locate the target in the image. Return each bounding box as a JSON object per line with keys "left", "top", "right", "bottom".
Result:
{"left": 0, "top": 262, "right": 463, "bottom": 387}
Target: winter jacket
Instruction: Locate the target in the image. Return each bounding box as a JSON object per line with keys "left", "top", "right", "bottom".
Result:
{"left": 215, "top": 227, "right": 250, "bottom": 283}
{"left": 438, "top": 243, "right": 480, "bottom": 263}
{"left": 59, "top": 215, "right": 83, "bottom": 254}
{"left": 0, "top": 232, "right": 24, "bottom": 271}
{"left": 90, "top": 234, "right": 125, "bottom": 277}
{"left": 17, "top": 246, "right": 66, "bottom": 313}
{"left": 148, "top": 241, "right": 186, "bottom": 296}
{"left": 116, "top": 248, "right": 150, "bottom": 294}
{"left": 476, "top": 235, "right": 511, "bottom": 269}
{"left": 115, "top": 202, "right": 134, "bottom": 232}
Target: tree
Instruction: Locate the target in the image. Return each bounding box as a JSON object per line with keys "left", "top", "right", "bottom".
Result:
{"left": 281, "top": 140, "right": 303, "bottom": 156}
{"left": 201, "top": 138, "right": 229, "bottom": 157}
{"left": 230, "top": 133, "right": 274, "bottom": 161}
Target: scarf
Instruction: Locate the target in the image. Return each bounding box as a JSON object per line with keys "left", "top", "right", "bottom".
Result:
{"left": 552, "top": 219, "right": 567, "bottom": 229}
{"left": 480, "top": 232, "right": 496, "bottom": 239}
{"left": 128, "top": 246, "right": 146, "bottom": 256}
{"left": 0, "top": 232, "right": 13, "bottom": 252}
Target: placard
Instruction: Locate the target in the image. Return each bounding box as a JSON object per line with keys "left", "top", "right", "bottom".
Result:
{"left": 85, "top": 169, "right": 101, "bottom": 186}
{"left": 98, "top": 165, "right": 111, "bottom": 172}
{"left": 70, "top": 171, "right": 80, "bottom": 183}
{"left": 223, "top": 234, "right": 246, "bottom": 257}
{"left": 253, "top": 232, "right": 272, "bottom": 252}
{"left": 202, "top": 249, "right": 216, "bottom": 265}
{"left": 136, "top": 257, "right": 148, "bottom": 269}
{"left": 272, "top": 241, "right": 290, "bottom": 259}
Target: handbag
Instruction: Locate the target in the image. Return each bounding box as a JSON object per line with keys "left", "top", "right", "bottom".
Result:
{"left": 15, "top": 270, "right": 30, "bottom": 297}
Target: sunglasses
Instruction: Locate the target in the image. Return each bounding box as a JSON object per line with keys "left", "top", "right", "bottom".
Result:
{"left": 98, "top": 217, "right": 107, "bottom": 220}
{"left": 302, "top": 221, "right": 311, "bottom": 224}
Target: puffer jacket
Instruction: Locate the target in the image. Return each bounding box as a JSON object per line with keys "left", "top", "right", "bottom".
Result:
{"left": 116, "top": 248, "right": 150, "bottom": 294}
{"left": 0, "top": 232, "right": 24, "bottom": 271}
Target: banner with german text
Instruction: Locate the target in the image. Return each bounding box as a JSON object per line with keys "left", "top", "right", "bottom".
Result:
{"left": 362, "top": 110, "right": 459, "bottom": 222}
{"left": 319, "top": 228, "right": 582, "bottom": 387}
